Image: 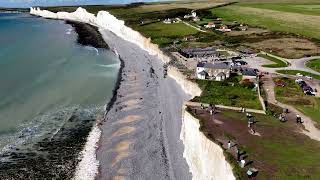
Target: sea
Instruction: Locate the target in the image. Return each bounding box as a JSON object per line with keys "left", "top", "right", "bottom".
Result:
{"left": 0, "top": 12, "right": 120, "bottom": 178}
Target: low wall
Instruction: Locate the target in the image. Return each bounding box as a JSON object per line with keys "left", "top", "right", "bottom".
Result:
{"left": 181, "top": 109, "right": 235, "bottom": 180}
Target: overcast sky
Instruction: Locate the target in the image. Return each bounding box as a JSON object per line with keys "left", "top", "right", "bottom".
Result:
{"left": 0, "top": 0, "right": 159, "bottom": 8}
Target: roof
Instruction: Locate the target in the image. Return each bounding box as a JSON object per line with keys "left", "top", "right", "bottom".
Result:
{"left": 198, "top": 70, "right": 208, "bottom": 75}
{"left": 216, "top": 72, "right": 226, "bottom": 77}
{"left": 242, "top": 69, "right": 257, "bottom": 76}
{"left": 204, "top": 62, "right": 229, "bottom": 69}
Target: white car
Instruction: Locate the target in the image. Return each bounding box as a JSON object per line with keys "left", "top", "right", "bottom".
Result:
{"left": 305, "top": 76, "right": 313, "bottom": 80}
{"left": 295, "top": 79, "right": 303, "bottom": 83}
{"left": 296, "top": 73, "right": 303, "bottom": 77}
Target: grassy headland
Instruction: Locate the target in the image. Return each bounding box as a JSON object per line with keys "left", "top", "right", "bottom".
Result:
{"left": 188, "top": 107, "right": 320, "bottom": 180}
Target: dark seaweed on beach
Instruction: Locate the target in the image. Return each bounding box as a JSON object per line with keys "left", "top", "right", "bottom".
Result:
{"left": 65, "top": 20, "right": 109, "bottom": 49}
{"left": 0, "top": 113, "right": 95, "bottom": 179}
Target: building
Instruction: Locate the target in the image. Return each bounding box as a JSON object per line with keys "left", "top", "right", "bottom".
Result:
{"left": 179, "top": 47, "right": 219, "bottom": 58}
{"left": 204, "top": 22, "right": 215, "bottom": 28}
{"left": 216, "top": 25, "right": 231, "bottom": 32}
{"left": 196, "top": 62, "right": 230, "bottom": 81}
{"left": 163, "top": 18, "right": 172, "bottom": 24}
{"left": 184, "top": 10, "right": 197, "bottom": 19}
{"left": 232, "top": 67, "right": 258, "bottom": 80}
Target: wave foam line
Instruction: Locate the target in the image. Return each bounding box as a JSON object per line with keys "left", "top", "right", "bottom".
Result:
{"left": 73, "top": 124, "right": 101, "bottom": 180}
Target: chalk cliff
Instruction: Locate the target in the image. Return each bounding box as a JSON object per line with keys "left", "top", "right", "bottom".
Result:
{"left": 30, "top": 7, "right": 234, "bottom": 180}
{"left": 181, "top": 110, "right": 236, "bottom": 180}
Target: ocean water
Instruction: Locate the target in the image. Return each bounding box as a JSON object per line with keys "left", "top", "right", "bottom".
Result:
{"left": 0, "top": 12, "right": 119, "bottom": 178}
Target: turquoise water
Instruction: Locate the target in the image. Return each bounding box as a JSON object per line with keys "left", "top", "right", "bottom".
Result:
{"left": 0, "top": 13, "right": 119, "bottom": 153}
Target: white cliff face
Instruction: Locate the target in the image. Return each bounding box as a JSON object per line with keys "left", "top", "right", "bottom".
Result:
{"left": 30, "top": 7, "right": 234, "bottom": 179}
{"left": 181, "top": 110, "right": 236, "bottom": 180}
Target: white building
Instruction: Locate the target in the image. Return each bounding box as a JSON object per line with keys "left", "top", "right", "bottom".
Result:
{"left": 196, "top": 62, "right": 230, "bottom": 81}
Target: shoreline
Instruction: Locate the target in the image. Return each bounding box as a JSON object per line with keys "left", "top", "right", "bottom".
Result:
{"left": 29, "top": 7, "right": 234, "bottom": 180}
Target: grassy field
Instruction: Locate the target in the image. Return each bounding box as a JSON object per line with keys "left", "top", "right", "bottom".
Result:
{"left": 135, "top": 22, "right": 199, "bottom": 47}
{"left": 222, "top": 111, "right": 320, "bottom": 180}
{"left": 306, "top": 59, "right": 320, "bottom": 73}
{"left": 239, "top": 3, "right": 320, "bottom": 16}
{"left": 274, "top": 77, "right": 320, "bottom": 123}
{"left": 189, "top": 107, "right": 320, "bottom": 179}
{"left": 192, "top": 77, "right": 262, "bottom": 110}
{"left": 258, "top": 53, "right": 288, "bottom": 68}
{"left": 276, "top": 70, "right": 320, "bottom": 80}
{"left": 212, "top": 3, "right": 320, "bottom": 40}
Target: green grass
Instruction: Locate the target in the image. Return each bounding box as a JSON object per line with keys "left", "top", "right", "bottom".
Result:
{"left": 135, "top": 22, "right": 198, "bottom": 47}
{"left": 194, "top": 108, "right": 320, "bottom": 179}
{"left": 222, "top": 111, "right": 320, "bottom": 180}
{"left": 306, "top": 59, "right": 320, "bottom": 73}
{"left": 239, "top": 3, "right": 320, "bottom": 16}
{"left": 276, "top": 70, "right": 320, "bottom": 80}
{"left": 258, "top": 53, "right": 288, "bottom": 68}
{"left": 192, "top": 78, "right": 262, "bottom": 110}
{"left": 212, "top": 4, "right": 320, "bottom": 40}
{"left": 274, "top": 77, "right": 320, "bottom": 123}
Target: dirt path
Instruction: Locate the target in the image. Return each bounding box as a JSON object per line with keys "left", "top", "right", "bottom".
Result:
{"left": 261, "top": 74, "right": 320, "bottom": 141}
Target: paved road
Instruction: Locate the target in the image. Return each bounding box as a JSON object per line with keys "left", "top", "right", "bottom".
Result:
{"left": 97, "top": 29, "right": 192, "bottom": 180}
{"left": 245, "top": 55, "right": 320, "bottom": 75}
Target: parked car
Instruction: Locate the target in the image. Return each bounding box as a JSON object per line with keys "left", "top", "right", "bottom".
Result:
{"left": 305, "top": 91, "right": 316, "bottom": 96}
{"left": 305, "top": 76, "right": 313, "bottom": 80}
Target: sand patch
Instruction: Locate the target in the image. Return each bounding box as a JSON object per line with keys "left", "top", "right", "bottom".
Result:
{"left": 114, "top": 140, "right": 133, "bottom": 152}
{"left": 112, "top": 151, "right": 130, "bottom": 167}
{"left": 112, "top": 126, "right": 136, "bottom": 137}
{"left": 112, "top": 176, "right": 125, "bottom": 180}
{"left": 121, "top": 105, "right": 140, "bottom": 112}
{"left": 118, "top": 115, "right": 142, "bottom": 124}
{"left": 123, "top": 99, "right": 140, "bottom": 107}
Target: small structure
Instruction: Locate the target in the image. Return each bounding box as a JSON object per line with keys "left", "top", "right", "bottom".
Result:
{"left": 184, "top": 10, "right": 197, "bottom": 19}
{"left": 216, "top": 25, "right": 232, "bottom": 32}
{"left": 196, "top": 62, "right": 230, "bottom": 81}
{"left": 163, "top": 18, "right": 172, "bottom": 24}
{"left": 239, "top": 24, "right": 248, "bottom": 31}
{"left": 204, "top": 22, "right": 216, "bottom": 28}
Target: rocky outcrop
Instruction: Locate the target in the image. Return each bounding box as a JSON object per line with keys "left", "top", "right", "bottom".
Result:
{"left": 181, "top": 109, "right": 236, "bottom": 180}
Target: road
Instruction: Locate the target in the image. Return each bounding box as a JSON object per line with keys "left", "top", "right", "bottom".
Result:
{"left": 261, "top": 74, "right": 320, "bottom": 141}
{"left": 245, "top": 55, "right": 320, "bottom": 75}
{"left": 96, "top": 29, "right": 192, "bottom": 180}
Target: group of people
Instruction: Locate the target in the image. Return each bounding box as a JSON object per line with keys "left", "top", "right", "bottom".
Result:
{"left": 200, "top": 103, "right": 216, "bottom": 115}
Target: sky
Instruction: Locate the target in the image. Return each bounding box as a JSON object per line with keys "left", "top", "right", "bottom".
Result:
{"left": 0, "top": 0, "right": 161, "bottom": 8}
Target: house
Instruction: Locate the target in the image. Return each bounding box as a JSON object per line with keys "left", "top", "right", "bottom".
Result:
{"left": 204, "top": 22, "right": 215, "bottom": 28}
{"left": 184, "top": 10, "right": 197, "bottom": 19}
{"left": 216, "top": 25, "right": 232, "bottom": 32}
{"left": 196, "top": 62, "right": 230, "bottom": 81}
{"left": 163, "top": 18, "right": 172, "bottom": 24}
